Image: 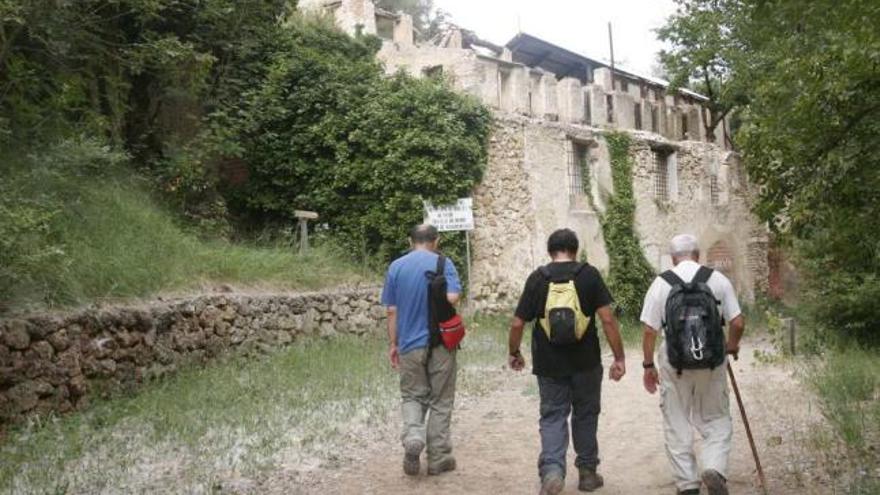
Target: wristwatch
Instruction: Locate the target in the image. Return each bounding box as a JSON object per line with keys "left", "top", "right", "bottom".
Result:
{"left": 642, "top": 361, "right": 655, "bottom": 369}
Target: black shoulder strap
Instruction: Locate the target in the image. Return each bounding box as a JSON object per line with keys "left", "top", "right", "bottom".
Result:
{"left": 694, "top": 265, "right": 714, "bottom": 284}
{"left": 435, "top": 254, "right": 446, "bottom": 276}
{"left": 572, "top": 262, "right": 588, "bottom": 278}
{"left": 660, "top": 270, "right": 685, "bottom": 287}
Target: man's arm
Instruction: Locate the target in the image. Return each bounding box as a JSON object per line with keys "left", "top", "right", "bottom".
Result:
{"left": 507, "top": 316, "right": 526, "bottom": 371}
{"left": 596, "top": 305, "right": 625, "bottom": 381}
{"left": 386, "top": 306, "right": 399, "bottom": 369}
{"left": 641, "top": 324, "right": 660, "bottom": 394}
{"left": 726, "top": 314, "right": 745, "bottom": 357}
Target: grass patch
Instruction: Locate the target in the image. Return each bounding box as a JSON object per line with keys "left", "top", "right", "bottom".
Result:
{"left": 807, "top": 346, "right": 880, "bottom": 491}
{"left": 0, "top": 315, "right": 512, "bottom": 493}
{"left": 809, "top": 348, "right": 880, "bottom": 451}
{"left": 0, "top": 140, "right": 373, "bottom": 313}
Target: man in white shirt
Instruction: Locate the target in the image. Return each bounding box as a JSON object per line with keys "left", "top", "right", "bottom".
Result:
{"left": 639, "top": 234, "right": 745, "bottom": 495}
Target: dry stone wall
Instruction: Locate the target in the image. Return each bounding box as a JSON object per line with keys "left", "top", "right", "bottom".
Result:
{"left": 0, "top": 287, "right": 383, "bottom": 426}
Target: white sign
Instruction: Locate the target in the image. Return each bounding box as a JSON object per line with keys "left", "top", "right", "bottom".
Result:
{"left": 424, "top": 198, "right": 474, "bottom": 232}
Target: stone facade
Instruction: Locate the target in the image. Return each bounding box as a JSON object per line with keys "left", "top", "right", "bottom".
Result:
{"left": 0, "top": 288, "right": 383, "bottom": 426}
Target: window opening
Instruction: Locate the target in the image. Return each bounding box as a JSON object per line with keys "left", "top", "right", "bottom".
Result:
{"left": 606, "top": 94, "right": 614, "bottom": 123}
{"left": 634, "top": 103, "right": 642, "bottom": 130}
{"left": 568, "top": 140, "right": 591, "bottom": 204}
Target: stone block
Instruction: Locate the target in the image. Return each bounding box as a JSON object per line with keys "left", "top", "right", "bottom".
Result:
{"left": 32, "top": 341, "right": 54, "bottom": 361}
{"left": 47, "top": 329, "right": 71, "bottom": 352}
{"left": 3, "top": 320, "right": 30, "bottom": 350}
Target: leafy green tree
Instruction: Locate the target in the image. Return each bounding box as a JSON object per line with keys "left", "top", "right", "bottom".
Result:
{"left": 213, "top": 18, "right": 492, "bottom": 262}
{"left": 657, "top": 0, "right": 750, "bottom": 141}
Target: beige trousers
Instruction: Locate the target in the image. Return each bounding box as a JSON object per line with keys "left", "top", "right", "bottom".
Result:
{"left": 398, "top": 346, "right": 457, "bottom": 467}
{"left": 658, "top": 342, "right": 733, "bottom": 492}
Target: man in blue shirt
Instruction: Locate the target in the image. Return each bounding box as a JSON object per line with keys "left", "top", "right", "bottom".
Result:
{"left": 381, "top": 224, "right": 462, "bottom": 477}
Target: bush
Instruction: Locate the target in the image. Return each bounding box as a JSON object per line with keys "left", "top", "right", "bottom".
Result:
{"left": 213, "top": 19, "right": 492, "bottom": 267}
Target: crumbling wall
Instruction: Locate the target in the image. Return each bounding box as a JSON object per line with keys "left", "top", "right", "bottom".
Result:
{"left": 630, "top": 141, "right": 768, "bottom": 301}
{"left": 471, "top": 117, "right": 613, "bottom": 311}
{"left": 0, "top": 288, "right": 383, "bottom": 426}
{"left": 470, "top": 116, "right": 767, "bottom": 310}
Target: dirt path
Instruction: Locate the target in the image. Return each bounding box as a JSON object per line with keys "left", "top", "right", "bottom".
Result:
{"left": 286, "top": 339, "right": 829, "bottom": 494}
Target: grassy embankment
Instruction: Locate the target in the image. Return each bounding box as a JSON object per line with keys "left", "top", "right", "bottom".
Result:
{"left": 0, "top": 315, "right": 511, "bottom": 493}
{"left": 0, "top": 142, "right": 373, "bottom": 314}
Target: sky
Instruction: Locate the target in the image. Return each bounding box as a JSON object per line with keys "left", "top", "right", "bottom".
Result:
{"left": 432, "top": 0, "right": 679, "bottom": 78}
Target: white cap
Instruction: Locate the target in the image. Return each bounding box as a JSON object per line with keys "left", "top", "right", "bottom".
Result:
{"left": 669, "top": 234, "right": 699, "bottom": 256}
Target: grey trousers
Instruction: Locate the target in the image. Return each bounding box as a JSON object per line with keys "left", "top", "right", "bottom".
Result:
{"left": 537, "top": 365, "right": 603, "bottom": 479}
{"left": 398, "top": 346, "right": 457, "bottom": 466}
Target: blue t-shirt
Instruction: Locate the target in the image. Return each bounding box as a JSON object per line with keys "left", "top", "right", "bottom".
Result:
{"left": 381, "top": 250, "right": 462, "bottom": 354}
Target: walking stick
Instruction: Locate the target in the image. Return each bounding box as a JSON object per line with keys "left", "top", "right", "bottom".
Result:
{"left": 726, "top": 359, "right": 769, "bottom": 495}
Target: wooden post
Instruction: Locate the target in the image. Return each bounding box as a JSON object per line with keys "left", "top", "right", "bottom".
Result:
{"left": 465, "top": 230, "right": 473, "bottom": 314}
{"left": 787, "top": 318, "right": 796, "bottom": 356}
{"left": 294, "top": 210, "right": 319, "bottom": 254}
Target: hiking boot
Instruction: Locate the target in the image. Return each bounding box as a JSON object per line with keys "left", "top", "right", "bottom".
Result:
{"left": 678, "top": 490, "right": 700, "bottom": 495}
{"left": 427, "top": 457, "right": 456, "bottom": 476}
{"left": 578, "top": 467, "right": 604, "bottom": 492}
{"left": 402, "top": 440, "right": 423, "bottom": 476}
{"left": 539, "top": 471, "right": 565, "bottom": 495}
{"left": 702, "top": 469, "right": 729, "bottom": 495}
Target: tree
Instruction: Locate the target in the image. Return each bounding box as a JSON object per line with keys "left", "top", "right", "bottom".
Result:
{"left": 374, "top": 0, "right": 437, "bottom": 40}
{"left": 656, "top": 0, "right": 749, "bottom": 142}
{"left": 214, "top": 18, "right": 492, "bottom": 262}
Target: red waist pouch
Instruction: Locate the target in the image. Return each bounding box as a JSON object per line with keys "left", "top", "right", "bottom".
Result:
{"left": 438, "top": 314, "right": 466, "bottom": 351}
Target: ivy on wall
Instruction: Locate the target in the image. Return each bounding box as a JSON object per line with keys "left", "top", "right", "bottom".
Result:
{"left": 600, "top": 132, "right": 656, "bottom": 315}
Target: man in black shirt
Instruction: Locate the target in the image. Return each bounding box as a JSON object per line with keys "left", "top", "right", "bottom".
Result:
{"left": 508, "top": 228, "right": 626, "bottom": 495}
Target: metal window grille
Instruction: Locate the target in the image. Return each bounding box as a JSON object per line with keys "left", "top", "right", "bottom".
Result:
{"left": 654, "top": 151, "right": 669, "bottom": 201}
{"left": 634, "top": 103, "right": 642, "bottom": 130}
{"left": 568, "top": 141, "right": 590, "bottom": 202}
{"left": 606, "top": 94, "right": 614, "bottom": 123}
{"left": 710, "top": 174, "right": 720, "bottom": 205}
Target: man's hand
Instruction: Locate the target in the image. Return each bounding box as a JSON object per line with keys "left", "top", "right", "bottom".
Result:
{"left": 508, "top": 350, "right": 526, "bottom": 371}
{"left": 726, "top": 340, "right": 740, "bottom": 360}
{"left": 609, "top": 358, "right": 626, "bottom": 381}
{"left": 643, "top": 367, "right": 660, "bottom": 394}
{"left": 389, "top": 344, "right": 400, "bottom": 369}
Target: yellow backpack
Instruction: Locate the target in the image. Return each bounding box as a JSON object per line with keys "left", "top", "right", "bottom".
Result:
{"left": 538, "top": 263, "right": 590, "bottom": 345}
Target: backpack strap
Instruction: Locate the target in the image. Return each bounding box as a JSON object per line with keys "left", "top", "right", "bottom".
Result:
{"left": 435, "top": 254, "right": 446, "bottom": 277}
{"left": 571, "top": 262, "right": 588, "bottom": 279}
{"left": 660, "top": 270, "right": 685, "bottom": 287}
{"left": 694, "top": 265, "right": 714, "bottom": 284}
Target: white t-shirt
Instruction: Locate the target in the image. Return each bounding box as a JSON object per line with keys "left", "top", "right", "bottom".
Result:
{"left": 640, "top": 260, "right": 742, "bottom": 333}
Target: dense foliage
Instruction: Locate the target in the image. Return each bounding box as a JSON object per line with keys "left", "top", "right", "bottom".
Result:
{"left": 660, "top": 0, "right": 880, "bottom": 346}
{"left": 213, "top": 19, "right": 491, "bottom": 262}
{"left": 0, "top": 0, "right": 491, "bottom": 308}
{"left": 600, "top": 133, "right": 656, "bottom": 315}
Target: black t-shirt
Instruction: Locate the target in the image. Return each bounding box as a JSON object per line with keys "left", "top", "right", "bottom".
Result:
{"left": 514, "top": 261, "right": 614, "bottom": 377}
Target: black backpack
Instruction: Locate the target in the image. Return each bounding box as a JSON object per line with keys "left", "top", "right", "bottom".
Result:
{"left": 427, "top": 255, "right": 456, "bottom": 350}
{"left": 661, "top": 266, "right": 725, "bottom": 374}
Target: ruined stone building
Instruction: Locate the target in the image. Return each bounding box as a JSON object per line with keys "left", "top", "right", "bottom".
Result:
{"left": 301, "top": 0, "right": 769, "bottom": 309}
